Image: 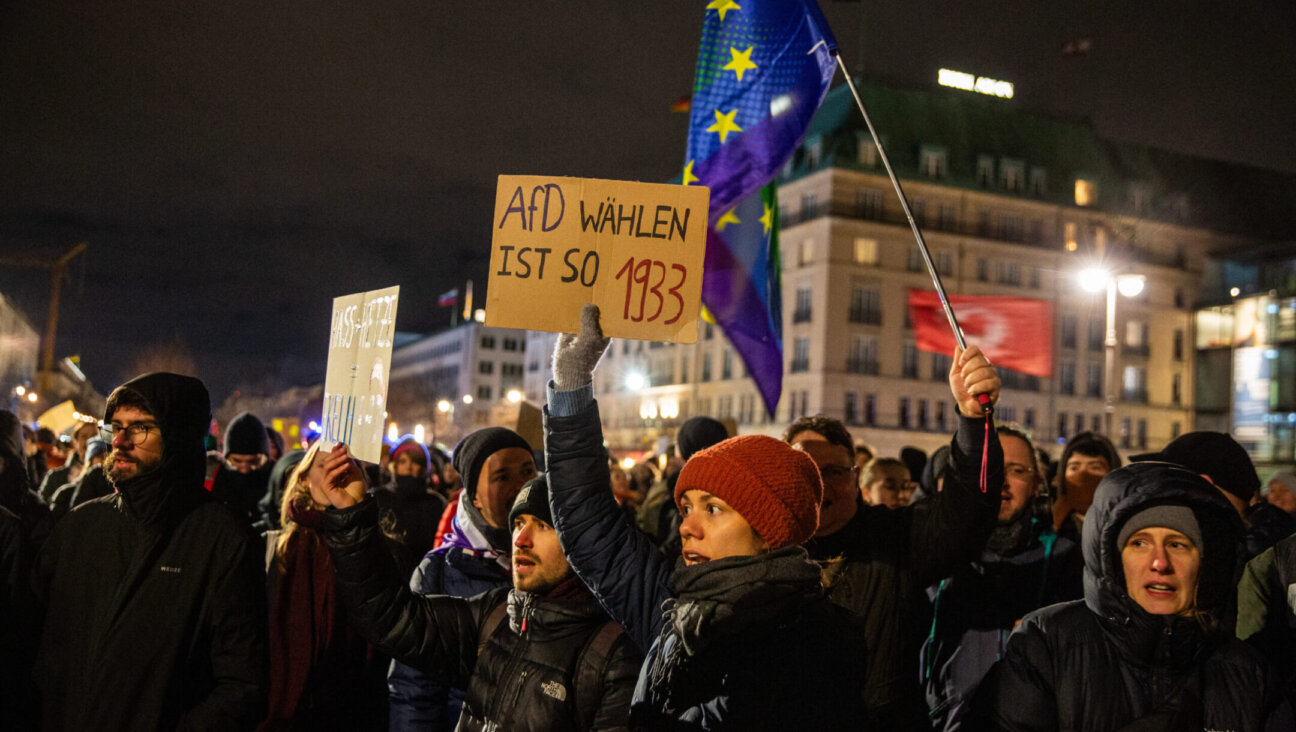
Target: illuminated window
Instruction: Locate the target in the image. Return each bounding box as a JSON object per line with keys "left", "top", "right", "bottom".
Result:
{"left": 1074, "top": 178, "right": 1096, "bottom": 206}
{"left": 853, "top": 237, "right": 878, "bottom": 265}
{"left": 1064, "top": 221, "right": 1078, "bottom": 251}
{"left": 798, "top": 238, "right": 813, "bottom": 266}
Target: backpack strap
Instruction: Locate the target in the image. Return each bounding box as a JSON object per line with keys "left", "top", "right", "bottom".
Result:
{"left": 573, "top": 620, "right": 626, "bottom": 730}
{"left": 477, "top": 600, "right": 510, "bottom": 657}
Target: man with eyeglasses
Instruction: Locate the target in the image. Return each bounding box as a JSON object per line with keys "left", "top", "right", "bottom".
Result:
{"left": 920, "top": 426, "right": 1083, "bottom": 731}
{"left": 31, "top": 373, "right": 267, "bottom": 731}
{"left": 210, "top": 411, "right": 275, "bottom": 526}
{"left": 781, "top": 345, "right": 1005, "bottom": 729}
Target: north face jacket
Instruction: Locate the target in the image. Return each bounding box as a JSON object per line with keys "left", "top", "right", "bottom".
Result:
{"left": 324, "top": 499, "right": 642, "bottom": 731}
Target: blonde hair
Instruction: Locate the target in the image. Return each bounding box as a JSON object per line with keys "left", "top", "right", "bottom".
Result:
{"left": 276, "top": 441, "right": 324, "bottom": 566}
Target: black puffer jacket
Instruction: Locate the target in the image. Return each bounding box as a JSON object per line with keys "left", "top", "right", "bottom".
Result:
{"left": 32, "top": 373, "right": 268, "bottom": 731}
{"left": 324, "top": 499, "right": 642, "bottom": 731}
{"left": 974, "top": 462, "right": 1293, "bottom": 731}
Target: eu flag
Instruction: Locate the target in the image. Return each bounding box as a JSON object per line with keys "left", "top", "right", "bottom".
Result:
{"left": 683, "top": 0, "right": 837, "bottom": 417}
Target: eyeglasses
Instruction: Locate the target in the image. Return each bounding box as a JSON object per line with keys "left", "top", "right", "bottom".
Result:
{"left": 820, "top": 465, "right": 859, "bottom": 483}
{"left": 100, "top": 422, "right": 157, "bottom": 446}
{"left": 1005, "top": 464, "right": 1037, "bottom": 480}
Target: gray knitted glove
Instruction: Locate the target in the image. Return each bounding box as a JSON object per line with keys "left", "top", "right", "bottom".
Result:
{"left": 552, "top": 303, "right": 611, "bottom": 390}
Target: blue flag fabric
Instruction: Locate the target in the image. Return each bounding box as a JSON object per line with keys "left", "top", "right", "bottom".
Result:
{"left": 684, "top": 0, "right": 837, "bottom": 417}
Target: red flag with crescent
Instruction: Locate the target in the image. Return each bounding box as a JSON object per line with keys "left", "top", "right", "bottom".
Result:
{"left": 908, "top": 290, "right": 1054, "bottom": 377}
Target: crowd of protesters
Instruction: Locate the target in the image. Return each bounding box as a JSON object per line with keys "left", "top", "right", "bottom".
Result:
{"left": 2, "top": 304, "right": 1295, "bottom": 730}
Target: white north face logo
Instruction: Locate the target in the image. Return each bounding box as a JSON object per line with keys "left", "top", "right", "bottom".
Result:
{"left": 541, "top": 680, "right": 567, "bottom": 701}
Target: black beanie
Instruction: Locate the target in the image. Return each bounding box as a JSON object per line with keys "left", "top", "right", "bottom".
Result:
{"left": 224, "top": 412, "right": 270, "bottom": 456}
{"left": 676, "top": 416, "right": 729, "bottom": 461}
{"left": 452, "top": 427, "right": 533, "bottom": 500}
{"left": 508, "top": 473, "right": 551, "bottom": 527}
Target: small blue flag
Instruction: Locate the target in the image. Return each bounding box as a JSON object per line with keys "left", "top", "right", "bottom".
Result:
{"left": 683, "top": 0, "right": 837, "bottom": 417}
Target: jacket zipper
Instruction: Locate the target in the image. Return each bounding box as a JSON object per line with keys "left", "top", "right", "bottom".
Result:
{"left": 489, "top": 594, "right": 535, "bottom": 724}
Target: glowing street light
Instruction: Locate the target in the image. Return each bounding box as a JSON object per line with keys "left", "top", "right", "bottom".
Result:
{"left": 624, "top": 371, "right": 647, "bottom": 391}
{"left": 387, "top": 422, "right": 398, "bottom": 442}
{"left": 437, "top": 399, "right": 451, "bottom": 413}
{"left": 26, "top": 392, "right": 38, "bottom": 403}
{"left": 1076, "top": 267, "right": 1147, "bottom": 438}
{"left": 462, "top": 394, "right": 474, "bottom": 405}
{"left": 506, "top": 389, "right": 523, "bottom": 404}
{"left": 14, "top": 385, "right": 25, "bottom": 396}
{"left": 413, "top": 423, "right": 425, "bottom": 443}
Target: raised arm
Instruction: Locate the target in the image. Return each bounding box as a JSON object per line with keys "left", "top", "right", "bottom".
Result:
{"left": 313, "top": 447, "right": 488, "bottom": 683}
{"left": 905, "top": 345, "right": 1005, "bottom": 586}
{"left": 545, "top": 304, "right": 671, "bottom": 653}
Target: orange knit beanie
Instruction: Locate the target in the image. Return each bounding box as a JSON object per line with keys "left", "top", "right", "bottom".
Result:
{"left": 674, "top": 434, "right": 823, "bottom": 549}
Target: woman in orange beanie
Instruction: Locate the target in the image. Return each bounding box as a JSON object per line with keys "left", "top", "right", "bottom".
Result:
{"left": 544, "top": 305, "right": 998, "bottom": 729}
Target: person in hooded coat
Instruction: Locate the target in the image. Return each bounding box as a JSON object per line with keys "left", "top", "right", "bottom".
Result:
{"left": 212, "top": 411, "right": 276, "bottom": 526}
{"left": 31, "top": 373, "right": 268, "bottom": 731}
{"left": 972, "top": 461, "right": 1293, "bottom": 731}
{"left": 387, "top": 426, "right": 537, "bottom": 731}
{"left": 374, "top": 436, "right": 447, "bottom": 580}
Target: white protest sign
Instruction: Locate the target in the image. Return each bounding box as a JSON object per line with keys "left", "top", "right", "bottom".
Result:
{"left": 320, "top": 285, "right": 400, "bottom": 464}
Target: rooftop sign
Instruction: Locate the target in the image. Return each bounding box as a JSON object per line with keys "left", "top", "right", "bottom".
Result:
{"left": 938, "top": 68, "right": 1014, "bottom": 99}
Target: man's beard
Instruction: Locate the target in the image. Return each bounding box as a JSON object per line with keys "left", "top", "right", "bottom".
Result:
{"left": 105, "top": 448, "right": 161, "bottom": 483}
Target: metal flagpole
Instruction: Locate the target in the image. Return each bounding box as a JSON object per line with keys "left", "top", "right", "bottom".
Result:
{"left": 831, "top": 52, "right": 991, "bottom": 413}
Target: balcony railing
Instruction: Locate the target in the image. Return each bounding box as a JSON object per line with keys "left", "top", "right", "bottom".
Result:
{"left": 845, "top": 358, "right": 880, "bottom": 375}
{"left": 1122, "top": 388, "right": 1149, "bottom": 404}
{"left": 848, "top": 308, "right": 882, "bottom": 325}
{"left": 792, "top": 308, "right": 812, "bottom": 324}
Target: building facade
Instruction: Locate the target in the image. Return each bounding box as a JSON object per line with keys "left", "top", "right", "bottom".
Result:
{"left": 388, "top": 319, "right": 528, "bottom": 448}
{"left": 575, "top": 80, "right": 1284, "bottom": 459}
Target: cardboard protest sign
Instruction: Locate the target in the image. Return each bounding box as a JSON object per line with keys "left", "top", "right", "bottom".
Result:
{"left": 486, "top": 175, "right": 709, "bottom": 343}
{"left": 37, "top": 400, "right": 80, "bottom": 434}
{"left": 320, "top": 285, "right": 400, "bottom": 464}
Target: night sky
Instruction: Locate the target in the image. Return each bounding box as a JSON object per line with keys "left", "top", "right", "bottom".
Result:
{"left": 3, "top": 1, "right": 1294, "bottom": 403}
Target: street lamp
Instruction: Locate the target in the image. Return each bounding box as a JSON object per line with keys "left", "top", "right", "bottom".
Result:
{"left": 1078, "top": 268, "right": 1146, "bottom": 438}
{"left": 506, "top": 389, "right": 523, "bottom": 404}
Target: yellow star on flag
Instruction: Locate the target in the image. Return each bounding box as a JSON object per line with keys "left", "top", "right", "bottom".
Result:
{"left": 706, "top": 0, "right": 741, "bottom": 22}
{"left": 715, "top": 208, "right": 741, "bottom": 232}
{"left": 723, "top": 46, "right": 758, "bottom": 82}
{"left": 683, "top": 160, "right": 699, "bottom": 186}
{"left": 759, "top": 202, "right": 773, "bottom": 233}
{"left": 707, "top": 109, "right": 743, "bottom": 143}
